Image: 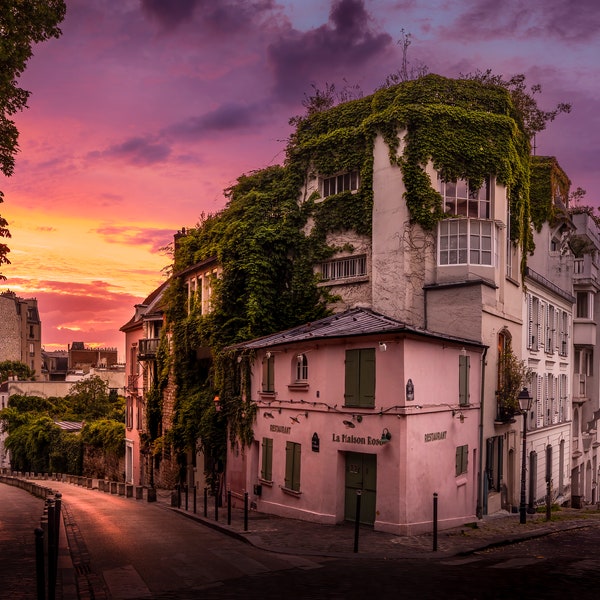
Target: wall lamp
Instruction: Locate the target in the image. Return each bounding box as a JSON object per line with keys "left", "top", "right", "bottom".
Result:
{"left": 379, "top": 342, "right": 387, "bottom": 352}
{"left": 290, "top": 412, "right": 308, "bottom": 424}
{"left": 381, "top": 428, "right": 392, "bottom": 442}
{"left": 263, "top": 412, "right": 275, "bottom": 419}
{"left": 452, "top": 410, "right": 466, "bottom": 423}
{"left": 343, "top": 420, "right": 355, "bottom": 428}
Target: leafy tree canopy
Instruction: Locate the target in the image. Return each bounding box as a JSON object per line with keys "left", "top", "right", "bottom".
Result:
{"left": 0, "top": 360, "right": 35, "bottom": 382}
{"left": 0, "top": 0, "right": 66, "bottom": 278}
{"left": 63, "top": 376, "right": 124, "bottom": 421}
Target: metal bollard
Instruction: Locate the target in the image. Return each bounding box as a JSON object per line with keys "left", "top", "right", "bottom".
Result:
{"left": 203, "top": 487, "right": 208, "bottom": 517}
{"left": 53, "top": 493, "right": 61, "bottom": 580}
{"left": 353, "top": 490, "right": 362, "bottom": 553}
{"left": 185, "top": 484, "right": 189, "bottom": 511}
{"left": 35, "top": 528, "right": 45, "bottom": 600}
{"left": 433, "top": 492, "right": 438, "bottom": 552}
{"left": 176, "top": 484, "right": 181, "bottom": 509}
{"left": 193, "top": 484, "right": 197, "bottom": 514}
{"left": 215, "top": 490, "right": 219, "bottom": 522}
{"left": 46, "top": 500, "right": 56, "bottom": 600}
{"left": 244, "top": 491, "right": 249, "bottom": 532}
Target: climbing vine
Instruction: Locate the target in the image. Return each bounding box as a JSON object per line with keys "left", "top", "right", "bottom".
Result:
{"left": 162, "top": 74, "right": 554, "bottom": 479}
{"left": 529, "top": 156, "right": 570, "bottom": 232}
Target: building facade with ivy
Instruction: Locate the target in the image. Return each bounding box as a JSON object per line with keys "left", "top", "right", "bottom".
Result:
{"left": 134, "top": 75, "right": 583, "bottom": 531}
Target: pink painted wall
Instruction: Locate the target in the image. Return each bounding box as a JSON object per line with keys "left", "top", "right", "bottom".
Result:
{"left": 227, "top": 334, "right": 482, "bottom": 535}
{"left": 124, "top": 324, "right": 144, "bottom": 485}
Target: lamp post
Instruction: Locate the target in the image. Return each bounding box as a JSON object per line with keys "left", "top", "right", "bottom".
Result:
{"left": 518, "top": 387, "right": 533, "bottom": 524}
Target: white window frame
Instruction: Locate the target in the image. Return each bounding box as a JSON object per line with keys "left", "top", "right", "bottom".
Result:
{"left": 438, "top": 219, "right": 495, "bottom": 266}
{"left": 440, "top": 176, "right": 490, "bottom": 219}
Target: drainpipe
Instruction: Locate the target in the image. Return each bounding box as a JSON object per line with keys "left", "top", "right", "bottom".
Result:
{"left": 476, "top": 346, "right": 488, "bottom": 520}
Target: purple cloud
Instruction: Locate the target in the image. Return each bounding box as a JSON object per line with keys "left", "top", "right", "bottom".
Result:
{"left": 88, "top": 137, "right": 172, "bottom": 166}
{"left": 267, "top": 0, "right": 393, "bottom": 102}
{"left": 451, "top": 0, "right": 600, "bottom": 42}
{"left": 165, "top": 102, "right": 268, "bottom": 139}
{"left": 141, "top": 0, "right": 277, "bottom": 33}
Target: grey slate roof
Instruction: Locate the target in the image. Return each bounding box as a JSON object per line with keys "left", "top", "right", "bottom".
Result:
{"left": 233, "top": 307, "right": 483, "bottom": 350}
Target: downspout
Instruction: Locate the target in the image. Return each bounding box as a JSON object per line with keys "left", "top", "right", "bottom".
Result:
{"left": 476, "top": 346, "right": 488, "bottom": 520}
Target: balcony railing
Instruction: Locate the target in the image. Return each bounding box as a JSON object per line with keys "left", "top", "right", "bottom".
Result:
{"left": 138, "top": 338, "right": 159, "bottom": 361}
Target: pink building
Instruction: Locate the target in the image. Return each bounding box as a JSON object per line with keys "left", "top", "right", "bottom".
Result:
{"left": 120, "top": 281, "right": 168, "bottom": 486}
{"left": 227, "top": 307, "right": 484, "bottom": 535}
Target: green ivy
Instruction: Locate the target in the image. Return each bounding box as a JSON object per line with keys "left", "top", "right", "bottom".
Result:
{"left": 163, "top": 74, "right": 544, "bottom": 479}
{"left": 529, "top": 156, "right": 570, "bottom": 232}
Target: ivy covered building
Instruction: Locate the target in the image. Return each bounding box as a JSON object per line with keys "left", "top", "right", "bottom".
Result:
{"left": 125, "top": 74, "right": 580, "bottom": 533}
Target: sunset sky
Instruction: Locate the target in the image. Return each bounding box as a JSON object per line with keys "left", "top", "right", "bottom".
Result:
{"left": 1, "top": 0, "right": 598, "bottom": 360}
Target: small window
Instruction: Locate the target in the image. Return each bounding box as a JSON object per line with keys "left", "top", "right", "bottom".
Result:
{"left": 456, "top": 444, "right": 468, "bottom": 476}
{"left": 285, "top": 441, "right": 301, "bottom": 492}
{"left": 296, "top": 354, "right": 308, "bottom": 381}
{"left": 322, "top": 171, "right": 359, "bottom": 197}
{"left": 344, "top": 348, "right": 375, "bottom": 407}
{"left": 261, "top": 437, "right": 273, "bottom": 481}
{"left": 262, "top": 354, "right": 275, "bottom": 393}
{"left": 319, "top": 255, "right": 367, "bottom": 282}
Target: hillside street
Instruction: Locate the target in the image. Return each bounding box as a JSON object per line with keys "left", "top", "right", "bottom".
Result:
{"left": 2, "top": 478, "right": 600, "bottom": 599}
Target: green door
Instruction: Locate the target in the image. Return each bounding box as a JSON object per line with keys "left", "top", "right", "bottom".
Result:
{"left": 344, "top": 452, "right": 377, "bottom": 524}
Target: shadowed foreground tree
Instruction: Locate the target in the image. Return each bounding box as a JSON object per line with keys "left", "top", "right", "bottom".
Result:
{"left": 0, "top": 0, "right": 66, "bottom": 278}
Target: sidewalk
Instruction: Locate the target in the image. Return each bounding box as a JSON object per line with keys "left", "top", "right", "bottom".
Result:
{"left": 154, "top": 488, "right": 600, "bottom": 559}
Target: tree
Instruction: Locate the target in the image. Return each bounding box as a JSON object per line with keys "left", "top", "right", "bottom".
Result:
{"left": 64, "top": 375, "right": 124, "bottom": 421}
{"left": 0, "top": 0, "right": 66, "bottom": 278}
{"left": 0, "top": 360, "right": 35, "bottom": 382}
{"left": 460, "top": 69, "right": 571, "bottom": 140}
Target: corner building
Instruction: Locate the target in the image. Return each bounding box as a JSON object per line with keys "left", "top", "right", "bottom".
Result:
{"left": 225, "top": 76, "right": 569, "bottom": 532}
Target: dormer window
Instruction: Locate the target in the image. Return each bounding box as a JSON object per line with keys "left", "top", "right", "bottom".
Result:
{"left": 322, "top": 171, "right": 359, "bottom": 197}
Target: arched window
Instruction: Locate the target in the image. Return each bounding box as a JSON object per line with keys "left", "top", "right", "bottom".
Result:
{"left": 296, "top": 353, "right": 308, "bottom": 382}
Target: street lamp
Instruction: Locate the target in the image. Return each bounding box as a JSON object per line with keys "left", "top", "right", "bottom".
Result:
{"left": 518, "top": 387, "right": 533, "bottom": 524}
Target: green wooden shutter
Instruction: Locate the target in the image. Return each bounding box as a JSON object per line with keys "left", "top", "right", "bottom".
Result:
{"left": 456, "top": 445, "right": 469, "bottom": 475}
{"left": 262, "top": 358, "right": 269, "bottom": 392}
{"left": 261, "top": 437, "right": 273, "bottom": 480}
{"left": 292, "top": 442, "right": 301, "bottom": 491}
{"left": 284, "top": 442, "right": 301, "bottom": 491}
{"left": 262, "top": 356, "right": 274, "bottom": 392}
{"left": 459, "top": 355, "right": 470, "bottom": 406}
{"left": 359, "top": 348, "right": 376, "bottom": 407}
{"left": 285, "top": 441, "right": 293, "bottom": 489}
{"left": 344, "top": 349, "right": 360, "bottom": 406}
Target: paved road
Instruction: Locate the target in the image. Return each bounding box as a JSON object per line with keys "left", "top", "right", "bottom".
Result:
{"left": 50, "top": 482, "right": 326, "bottom": 599}
{"left": 172, "top": 523, "right": 600, "bottom": 599}
{"left": 0, "top": 484, "right": 45, "bottom": 600}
